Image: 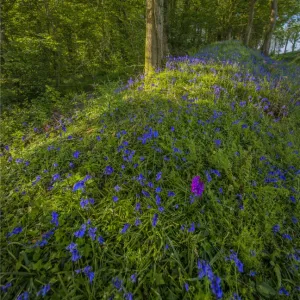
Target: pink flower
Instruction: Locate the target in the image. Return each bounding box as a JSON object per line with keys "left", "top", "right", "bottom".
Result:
{"left": 191, "top": 176, "right": 205, "bottom": 197}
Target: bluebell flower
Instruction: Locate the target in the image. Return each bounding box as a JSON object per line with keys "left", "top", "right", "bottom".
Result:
{"left": 158, "top": 206, "right": 164, "bottom": 212}
{"left": 155, "top": 187, "right": 161, "bottom": 193}
{"left": 17, "top": 291, "right": 29, "bottom": 300}
{"left": 104, "top": 166, "right": 114, "bottom": 175}
{"left": 114, "top": 185, "right": 121, "bottom": 192}
{"left": 121, "top": 223, "right": 130, "bottom": 234}
{"left": 52, "top": 173, "right": 60, "bottom": 181}
{"left": 227, "top": 250, "right": 244, "bottom": 273}
{"left": 37, "top": 284, "right": 50, "bottom": 297}
{"left": 292, "top": 216, "right": 298, "bottom": 224}
{"left": 1, "top": 282, "right": 12, "bottom": 292}
{"left": 211, "top": 275, "right": 223, "bottom": 299}
{"left": 156, "top": 172, "right": 162, "bottom": 181}
{"left": 112, "top": 196, "right": 119, "bottom": 202}
{"left": 124, "top": 292, "right": 133, "bottom": 300}
{"left": 279, "top": 287, "right": 289, "bottom": 296}
{"left": 272, "top": 224, "right": 280, "bottom": 234}
{"left": 168, "top": 191, "right": 175, "bottom": 197}
{"left": 88, "top": 227, "right": 97, "bottom": 240}
{"left": 135, "top": 219, "right": 142, "bottom": 226}
{"left": 98, "top": 236, "right": 105, "bottom": 244}
{"left": 214, "top": 139, "right": 221, "bottom": 147}
{"left": 290, "top": 196, "right": 296, "bottom": 203}
{"left": 239, "top": 101, "right": 246, "bottom": 107}
{"left": 73, "top": 151, "right": 80, "bottom": 159}
{"left": 142, "top": 190, "right": 150, "bottom": 198}
{"left": 66, "top": 243, "right": 81, "bottom": 262}
{"left": 232, "top": 292, "right": 242, "bottom": 300}
{"left": 282, "top": 233, "right": 292, "bottom": 241}
{"left": 184, "top": 283, "right": 189, "bottom": 292}
{"left": 152, "top": 214, "right": 158, "bottom": 227}
{"left": 205, "top": 171, "right": 212, "bottom": 183}
{"left": 7, "top": 226, "right": 22, "bottom": 238}
{"left": 130, "top": 273, "right": 137, "bottom": 283}
{"left": 112, "top": 277, "right": 123, "bottom": 291}
{"left": 51, "top": 211, "right": 59, "bottom": 227}
{"left": 73, "top": 180, "right": 85, "bottom": 192}
{"left": 249, "top": 270, "right": 256, "bottom": 277}
{"left": 188, "top": 223, "right": 195, "bottom": 233}
{"left": 74, "top": 224, "right": 86, "bottom": 238}
{"left": 155, "top": 194, "right": 161, "bottom": 205}
{"left": 135, "top": 202, "right": 141, "bottom": 211}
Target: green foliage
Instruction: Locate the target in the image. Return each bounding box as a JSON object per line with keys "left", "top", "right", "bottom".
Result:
{"left": 1, "top": 42, "right": 300, "bottom": 299}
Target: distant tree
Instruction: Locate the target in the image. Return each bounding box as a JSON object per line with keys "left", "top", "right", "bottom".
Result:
{"left": 261, "top": 0, "right": 278, "bottom": 55}
{"left": 145, "top": 0, "right": 165, "bottom": 74}
{"left": 244, "top": 0, "right": 257, "bottom": 46}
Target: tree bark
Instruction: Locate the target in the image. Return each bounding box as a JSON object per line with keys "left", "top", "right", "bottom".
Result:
{"left": 284, "top": 37, "right": 289, "bottom": 53}
{"left": 145, "top": 0, "right": 165, "bottom": 75}
{"left": 261, "top": 0, "right": 278, "bottom": 56}
{"left": 244, "top": 0, "right": 257, "bottom": 46}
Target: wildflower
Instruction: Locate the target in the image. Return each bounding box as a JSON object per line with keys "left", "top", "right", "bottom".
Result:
{"left": 214, "top": 139, "right": 221, "bottom": 147}
{"left": 158, "top": 206, "right": 164, "bottom": 212}
{"left": 152, "top": 214, "right": 158, "bottom": 227}
{"left": 112, "top": 277, "right": 123, "bottom": 291}
{"left": 205, "top": 171, "right": 212, "bottom": 183}
{"left": 272, "top": 224, "right": 280, "bottom": 234}
{"left": 134, "top": 218, "right": 141, "bottom": 226}
{"left": 112, "top": 196, "right": 119, "bottom": 202}
{"left": 121, "top": 223, "right": 130, "bottom": 234}
{"left": 249, "top": 270, "right": 256, "bottom": 277}
{"left": 98, "top": 236, "right": 105, "bottom": 244}
{"left": 156, "top": 172, "right": 162, "bottom": 181}
{"left": 76, "top": 266, "right": 94, "bottom": 283}
{"left": 17, "top": 291, "right": 29, "bottom": 300}
{"left": 51, "top": 211, "right": 59, "bottom": 227}
{"left": 88, "top": 227, "right": 97, "bottom": 240}
{"left": 155, "top": 195, "right": 161, "bottom": 205}
{"left": 279, "top": 287, "right": 289, "bottom": 296}
{"left": 156, "top": 187, "right": 161, "bottom": 193}
{"left": 184, "top": 283, "right": 189, "bottom": 292}
{"left": 130, "top": 274, "right": 137, "bottom": 283}
{"left": 188, "top": 222, "right": 195, "bottom": 233}
{"left": 37, "top": 284, "right": 50, "bottom": 297}
{"left": 239, "top": 101, "right": 246, "bottom": 107}
{"left": 290, "top": 196, "right": 296, "bottom": 203}
{"left": 7, "top": 226, "right": 22, "bottom": 238}
{"left": 168, "top": 191, "right": 175, "bottom": 197}
{"left": 292, "top": 216, "right": 298, "bottom": 224}
{"left": 124, "top": 292, "right": 133, "bottom": 300}
{"left": 72, "top": 150, "right": 80, "bottom": 159}
{"left": 227, "top": 250, "right": 244, "bottom": 273}
{"left": 73, "top": 180, "right": 85, "bottom": 192}
{"left": 1, "top": 282, "right": 12, "bottom": 292}
{"left": 52, "top": 173, "right": 60, "bottom": 181}
{"left": 53, "top": 163, "right": 58, "bottom": 167}
{"left": 282, "top": 233, "right": 292, "bottom": 241}
{"left": 66, "top": 242, "right": 81, "bottom": 262}
{"left": 74, "top": 224, "right": 87, "bottom": 238}
{"left": 114, "top": 185, "right": 121, "bottom": 192}
{"left": 135, "top": 202, "right": 141, "bottom": 211}
{"left": 191, "top": 176, "right": 205, "bottom": 197}
{"left": 211, "top": 275, "right": 223, "bottom": 299}
{"left": 232, "top": 293, "right": 242, "bottom": 300}
{"left": 104, "top": 166, "right": 114, "bottom": 175}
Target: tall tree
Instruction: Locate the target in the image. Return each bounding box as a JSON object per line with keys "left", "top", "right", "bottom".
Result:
{"left": 261, "top": 0, "right": 278, "bottom": 55}
{"left": 145, "top": 0, "right": 165, "bottom": 74}
{"left": 244, "top": 0, "right": 257, "bottom": 46}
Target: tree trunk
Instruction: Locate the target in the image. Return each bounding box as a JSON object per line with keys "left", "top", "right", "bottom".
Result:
{"left": 145, "top": 0, "right": 165, "bottom": 75}
{"left": 244, "top": 0, "right": 257, "bottom": 46}
{"left": 261, "top": 0, "right": 278, "bottom": 56}
{"left": 284, "top": 37, "right": 289, "bottom": 53}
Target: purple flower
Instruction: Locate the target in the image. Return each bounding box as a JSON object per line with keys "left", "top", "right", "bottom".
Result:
{"left": 155, "top": 187, "right": 161, "bottom": 193}
{"left": 168, "top": 191, "right": 175, "bottom": 197}
{"left": 114, "top": 185, "right": 121, "bottom": 192}
{"left": 124, "top": 293, "right": 133, "bottom": 300}
{"left": 188, "top": 222, "right": 195, "bottom": 233}
{"left": 292, "top": 216, "right": 298, "bottom": 224}
{"left": 7, "top": 226, "right": 22, "bottom": 238}
{"left": 52, "top": 173, "right": 60, "bottom": 181}
{"left": 156, "top": 172, "right": 162, "bottom": 181}
{"left": 152, "top": 213, "right": 158, "bottom": 227}
{"left": 37, "top": 284, "right": 50, "bottom": 297}
{"left": 1, "top": 282, "right": 12, "bottom": 292}
{"left": 279, "top": 287, "right": 289, "bottom": 296}
{"left": 98, "top": 236, "right": 105, "bottom": 244}
{"left": 51, "top": 211, "right": 59, "bottom": 227}
{"left": 121, "top": 223, "right": 130, "bottom": 234}
{"left": 135, "top": 202, "right": 141, "bottom": 211}
{"left": 112, "top": 277, "right": 123, "bottom": 291}
{"left": 249, "top": 270, "right": 256, "bottom": 277}
{"left": 135, "top": 219, "right": 142, "bottom": 226}
{"left": 282, "top": 233, "right": 292, "bottom": 241}
{"left": 88, "top": 227, "right": 97, "bottom": 240}
{"left": 214, "top": 139, "right": 221, "bottom": 147}
{"left": 73, "top": 151, "right": 80, "bottom": 159}
{"left": 66, "top": 243, "right": 81, "bottom": 262}
{"left": 191, "top": 176, "right": 205, "bottom": 197}
{"left": 130, "top": 273, "right": 137, "bottom": 283}
{"left": 76, "top": 266, "right": 94, "bottom": 283}
{"left": 74, "top": 224, "right": 86, "bottom": 238}
{"left": 227, "top": 250, "right": 244, "bottom": 273}
{"left": 158, "top": 206, "right": 164, "bottom": 212}
{"left": 211, "top": 275, "right": 223, "bottom": 299}
{"left": 17, "top": 291, "right": 29, "bottom": 300}
{"left": 73, "top": 180, "right": 85, "bottom": 192}
{"left": 155, "top": 194, "right": 161, "bottom": 205}
{"left": 232, "top": 292, "right": 242, "bottom": 300}
{"left": 184, "top": 283, "right": 189, "bottom": 292}
{"left": 104, "top": 166, "right": 114, "bottom": 175}
{"left": 112, "top": 196, "right": 119, "bottom": 202}
{"left": 272, "top": 224, "right": 280, "bottom": 234}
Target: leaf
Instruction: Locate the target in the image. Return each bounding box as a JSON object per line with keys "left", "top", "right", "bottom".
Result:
{"left": 257, "top": 282, "right": 276, "bottom": 297}
{"left": 155, "top": 273, "right": 165, "bottom": 285}
{"left": 274, "top": 264, "right": 281, "bottom": 289}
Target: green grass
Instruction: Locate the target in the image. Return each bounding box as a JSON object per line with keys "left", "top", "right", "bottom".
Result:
{"left": 1, "top": 41, "right": 300, "bottom": 299}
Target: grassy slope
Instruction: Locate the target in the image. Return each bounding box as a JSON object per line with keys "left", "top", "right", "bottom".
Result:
{"left": 1, "top": 41, "right": 300, "bottom": 299}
